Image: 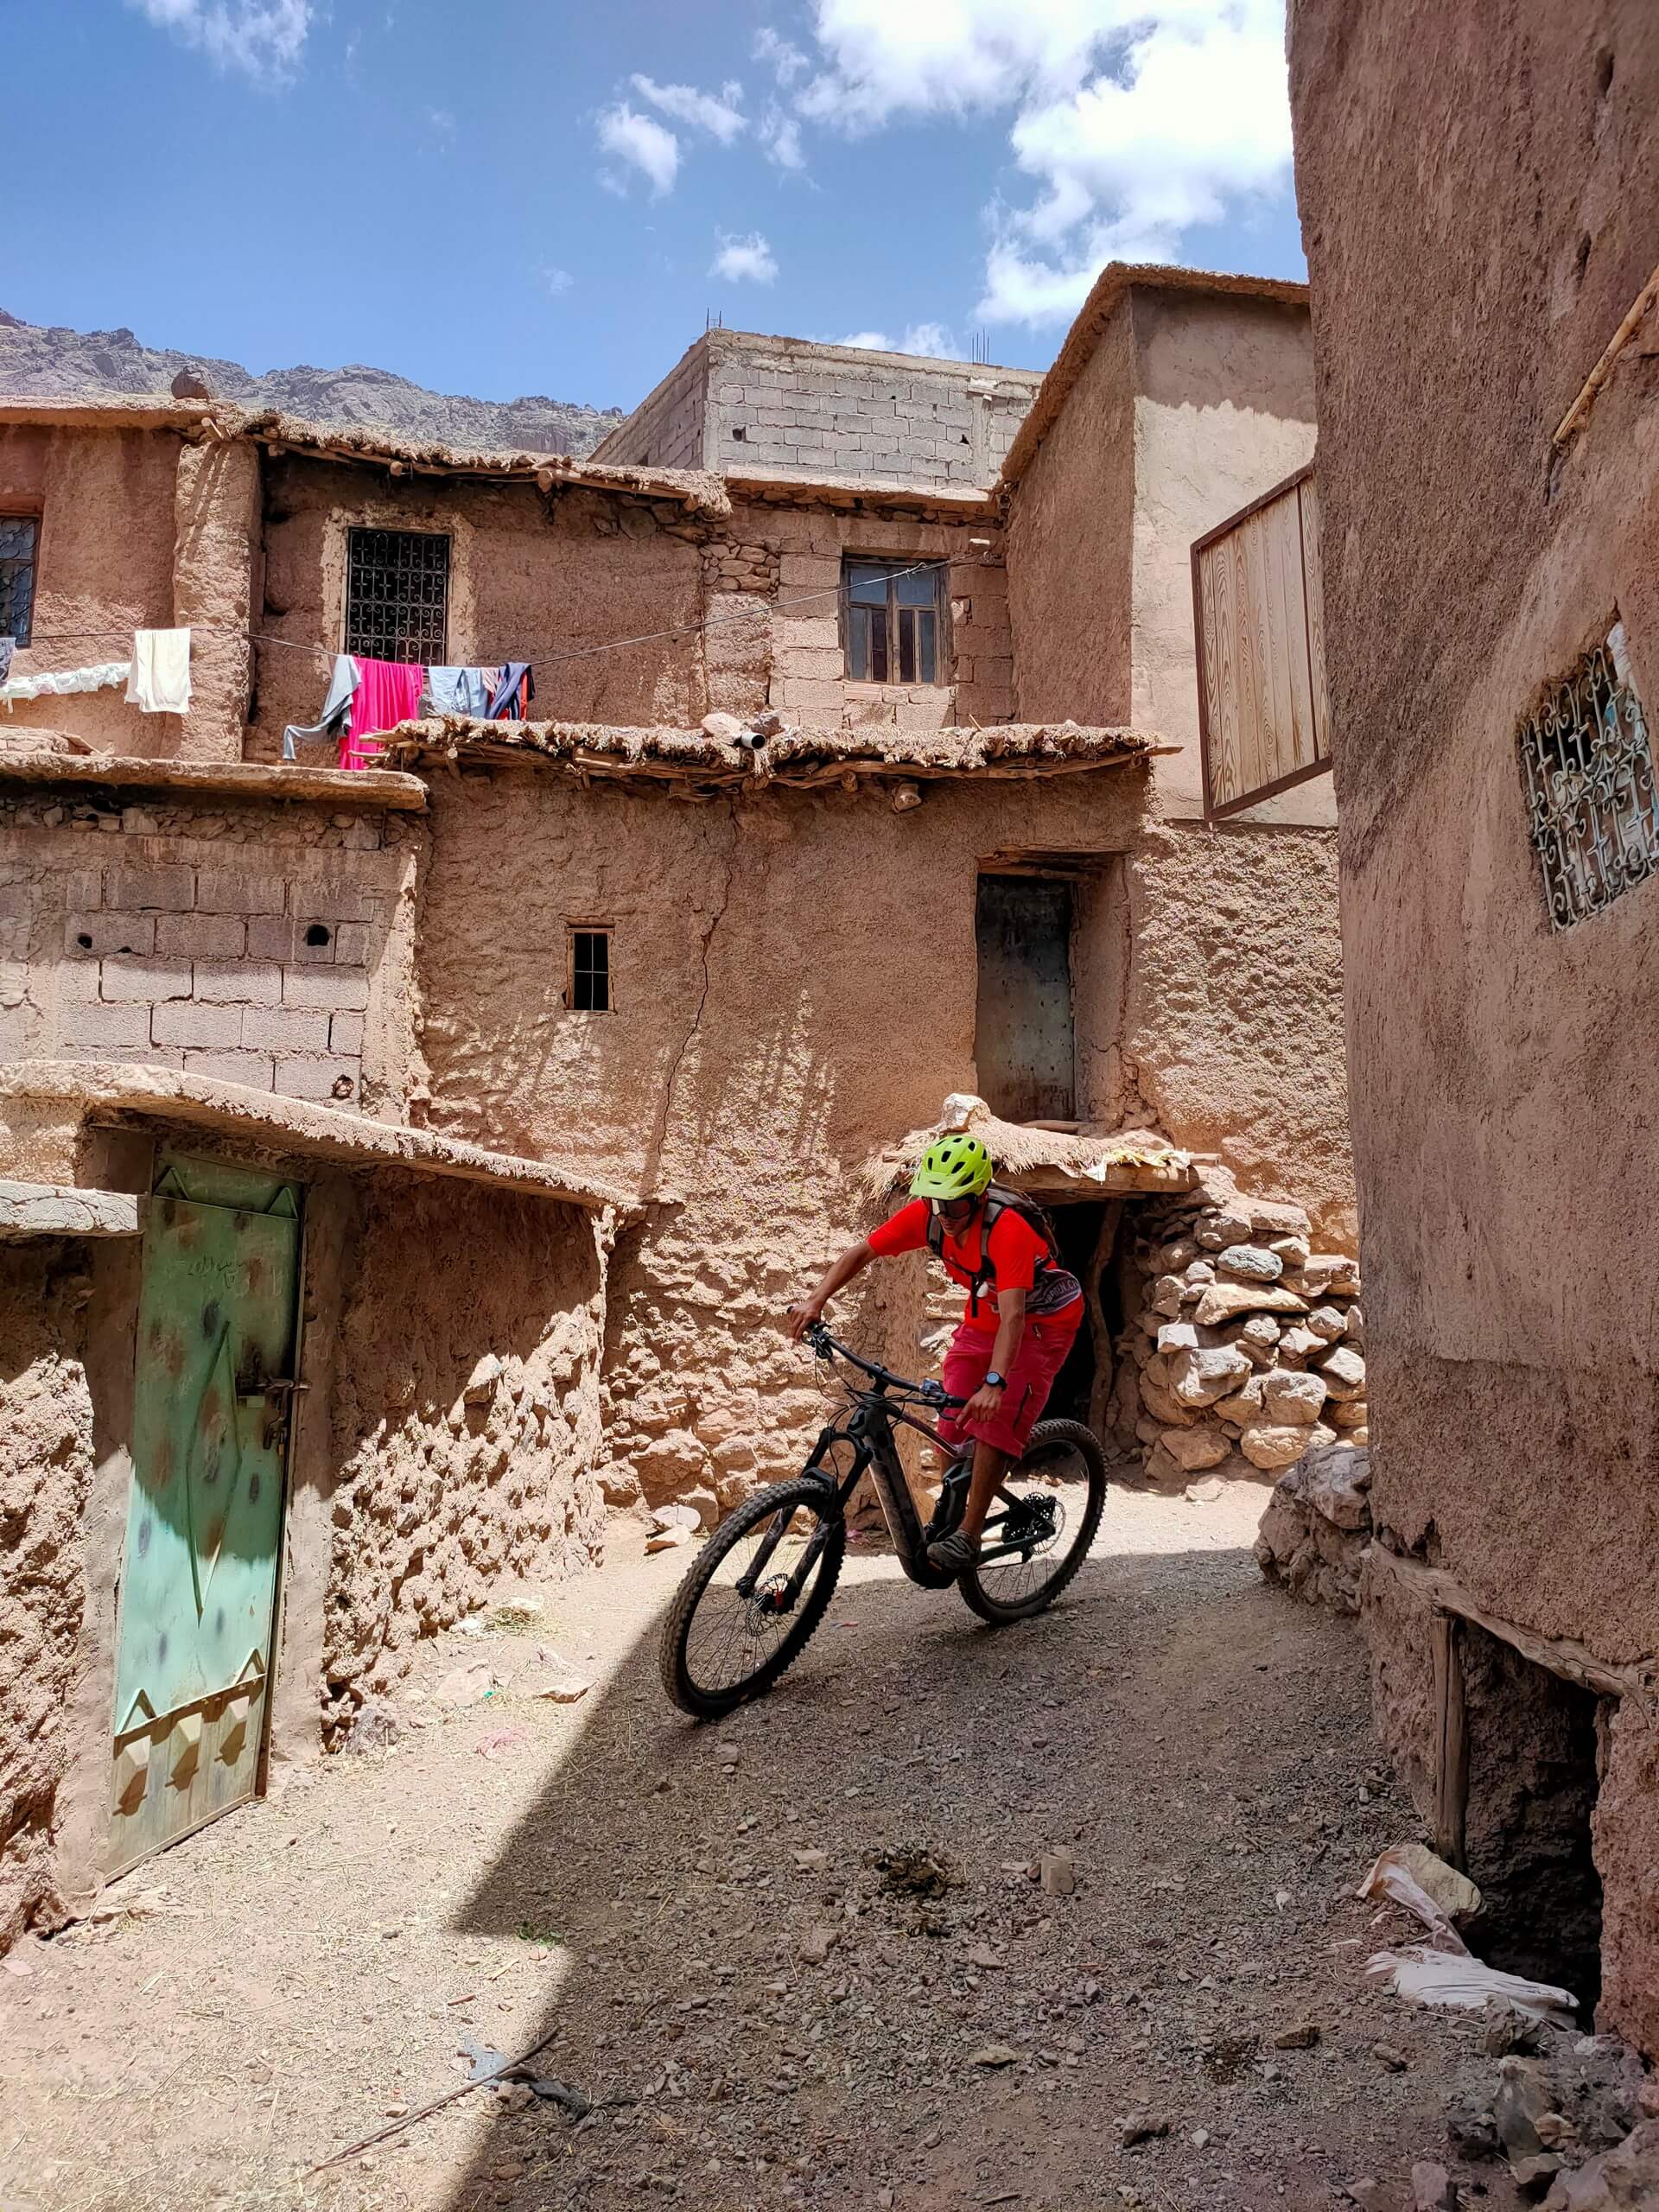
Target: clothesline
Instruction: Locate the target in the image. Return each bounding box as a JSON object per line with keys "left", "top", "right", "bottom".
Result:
{"left": 17, "top": 555, "right": 960, "bottom": 671}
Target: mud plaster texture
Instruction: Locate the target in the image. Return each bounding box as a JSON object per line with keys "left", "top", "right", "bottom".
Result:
{"left": 1004, "top": 283, "right": 1326, "bottom": 826}
{"left": 1290, "top": 0, "right": 1659, "bottom": 2049}
{"left": 0, "top": 1239, "right": 94, "bottom": 1948}
{"left": 251, "top": 455, "right": 1011, "bottom": 758}
{"left": 316, "top": 1174, "right": 608, "bottom": 1738}
{"left": 0, "top": 785, "right": 424, "bottom": 1117}
{"left": 410, "top": 763, "right": 1353, "bottom": 1512}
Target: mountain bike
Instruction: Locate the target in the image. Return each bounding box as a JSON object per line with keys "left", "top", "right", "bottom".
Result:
{"left": 659, "top": 1320, "right": 1109, "bottom": 1718}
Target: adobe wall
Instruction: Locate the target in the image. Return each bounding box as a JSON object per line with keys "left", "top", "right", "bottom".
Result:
{"left": 309, "top": 1171, "right": 608, "bottom": 1740}
{"left": 250, "top": 461, "right": 709, "bottom": 759}
{"left": 0, "top": 1238, "right": 95, "bottom": 1948}
{"left": 410, "top": 760, "right": 1353, "bottom": 1505}
{"left": 1290, "top": 0, "right": 1659, "bottom": 2044}
{"left": 0, "top": 785, "right": 422, "bottom": 1116}
{"left": 0, "top": 425, "right": 182, "bottom": 754}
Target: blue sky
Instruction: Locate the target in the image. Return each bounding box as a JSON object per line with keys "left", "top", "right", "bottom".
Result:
{"left": 10, "top": 2, "right": 1305, "bottom": 412}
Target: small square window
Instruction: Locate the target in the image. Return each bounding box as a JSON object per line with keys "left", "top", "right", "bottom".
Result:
{"left": 0, "top": 515, "right": 39, "bottom": 647}
{"left": 842, "top": 556, "right": 946, "bottom": 686}
{"left": 568, "top": 927, "right": 613, "bottom": 1012}
{"left": 1517, "top": 624, "right": 1659, "bottom": 928}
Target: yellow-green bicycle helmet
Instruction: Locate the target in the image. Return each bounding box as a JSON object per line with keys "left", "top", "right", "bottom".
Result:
{"left": 910, "top": 1132, "right": 994, "bottom": 1202}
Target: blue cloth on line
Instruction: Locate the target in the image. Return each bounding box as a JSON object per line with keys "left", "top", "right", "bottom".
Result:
{"left": 487, "top": 662, "right": 534, "bottom": 721}
{"left": 423, "top": 665, "right": 496, "bottom": 716}
{"left": 282, "top": 653, "right": 359, "bottom": 761}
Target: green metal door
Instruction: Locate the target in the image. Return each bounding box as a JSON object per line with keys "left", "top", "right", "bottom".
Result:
{"left": 108, "top": 1155, "right": 303, "bottom": 1877}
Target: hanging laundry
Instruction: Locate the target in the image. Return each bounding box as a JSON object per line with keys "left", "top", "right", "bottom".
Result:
{"left": 283, "top": 653, "right": 359, "bottom": 761}
{"left": 126, "top": 628, "right": 193, "bottom": 715}
{"left": 0, "top": 639, "right": 14, "bottom": 686}
{"left": 421, "top": 665, "right": 497, "bottom": 716}
{"left": 487, "top": 662, "right": 535, "bottom": 721}
{"left": 1, "top": 659, "right": 130, "bottom": 712}
{"left": 344, "top": 657, "right": 424, "bottom": 771}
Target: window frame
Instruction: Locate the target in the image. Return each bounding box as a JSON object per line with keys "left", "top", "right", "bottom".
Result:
{"left": 565, "top": 924, "right": 615, "bottom": 1014}
{"left": 839, "top": 556, "right": 950, "bottom": 689}
{"left": 0, "top": 508, "right": 42, "bottom": 649}
{"left": 342, "top": 525, "right": 452, "bottom": 666}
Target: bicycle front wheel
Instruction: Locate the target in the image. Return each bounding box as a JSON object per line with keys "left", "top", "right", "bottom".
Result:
{"left": 957, "top": 1419, "right": 1108, "bottom": 1626}
{"left": 659, "top": 1477, "right": 846, "bottom": 1719}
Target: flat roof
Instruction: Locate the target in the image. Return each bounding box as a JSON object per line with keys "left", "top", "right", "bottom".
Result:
{"left": 0, "top": 748, "right": 428, "bottom": 810}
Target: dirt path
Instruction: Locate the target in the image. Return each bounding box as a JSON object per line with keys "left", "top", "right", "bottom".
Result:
{"left": 0, "top": 1484, "right": 1519, "bottom": 2212}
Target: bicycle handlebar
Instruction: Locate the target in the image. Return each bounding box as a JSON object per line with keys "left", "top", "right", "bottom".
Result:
{"left": 799, "top": 1319, "right": 963, "bottom": 1408}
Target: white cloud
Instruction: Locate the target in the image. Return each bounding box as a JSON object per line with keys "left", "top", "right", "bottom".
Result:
{"left": 543, "top": 266, "right": 574, "bottom": 297}
{"left": 126, "top": 0, "right": 311, "bottom": 83}
{"left": 760, "top": 108, "right": 807, "bottom": 172}
{"left": 835, "top": 322, "right": 966, "bottom": 358}
{"left": 795, "top": 0, "right": 1294, "bottom": 325}
{"left": 753, "top": 25, "right": 810, "bottom": 83}
{"left": 631, "top": 74, "right": 747, "bottom": 145}
{"left": 428, "top": 107, "right": 456, "bottom": 137}
{"left": 711, "top": 232, "right": 779, "bottom": 285}
{"left": 595, "top": 102, "right": 681, "bottom": 196}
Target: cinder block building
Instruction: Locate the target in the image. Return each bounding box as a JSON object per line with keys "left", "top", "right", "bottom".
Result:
{"left": 0, "top": 267, "right": 1354, "bottom": 1936}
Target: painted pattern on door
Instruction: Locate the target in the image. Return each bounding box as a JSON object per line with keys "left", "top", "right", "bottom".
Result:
{"left": 108, "top": 1156, "right": 302, "bottom": 1876}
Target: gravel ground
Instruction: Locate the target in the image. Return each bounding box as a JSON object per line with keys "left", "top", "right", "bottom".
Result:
{"left": 0, "top": 1482, "right": 1524, "bottom": 2212}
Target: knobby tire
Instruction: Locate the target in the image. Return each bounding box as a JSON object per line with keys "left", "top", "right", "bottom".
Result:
{"left": 957, "top": 1417, "right": 1109, "bottom": 1626}
{"left": 659, "top": 1476, "right": 846, "bottom": 1719}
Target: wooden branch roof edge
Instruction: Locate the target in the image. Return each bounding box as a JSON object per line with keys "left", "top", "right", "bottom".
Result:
{"left": 380, "top": 716, "right": 1169, "bottom": 787}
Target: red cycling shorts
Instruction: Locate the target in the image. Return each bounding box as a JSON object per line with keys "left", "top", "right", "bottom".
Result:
{"left": 935, "top": 1306, "right": 1081, "bottom": 1459}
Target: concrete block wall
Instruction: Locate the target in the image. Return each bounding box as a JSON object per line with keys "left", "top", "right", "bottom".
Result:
{"left": 0, "top": 790, "right": 421, "bottom": 1115}
{"left": 596, "top": 331, "right": 1045, "bottom": 491}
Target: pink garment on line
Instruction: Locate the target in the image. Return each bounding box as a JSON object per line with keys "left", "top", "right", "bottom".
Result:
{"left": 343, "top": 658, "right": 424, "bottom": 772}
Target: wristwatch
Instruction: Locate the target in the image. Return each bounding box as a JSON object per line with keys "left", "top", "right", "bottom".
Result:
{"left": 983, "top": 1371, "right": 1007, "bottom": 1390}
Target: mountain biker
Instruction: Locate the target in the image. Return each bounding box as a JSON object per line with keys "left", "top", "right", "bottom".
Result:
{"left": 786, "top": 1133, "right": 1084, "bottom": 1579}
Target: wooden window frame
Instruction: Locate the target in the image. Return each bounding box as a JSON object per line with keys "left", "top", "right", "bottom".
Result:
{"left": 840, "top": 556, "right": 950, "bottom": 688}
{"left": 565, "top": 924, "right": 614, "bottom": 1014}
{"left": 0, "top": 507, "right": 42, "bottom": 649}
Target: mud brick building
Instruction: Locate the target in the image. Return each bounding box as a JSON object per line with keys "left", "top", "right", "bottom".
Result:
{"left": 0, "top": 265, "right": 1355, "bottom": 1939}
{"left": 1289, "top": 0, "right": 1659, "bottom": 2049}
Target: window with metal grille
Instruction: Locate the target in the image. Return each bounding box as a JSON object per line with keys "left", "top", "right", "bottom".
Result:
{"left": 568, "top": 927, "right": 613, "bottom": 1012}
{"left": 343, "top": 528, "right": 450, "bottom": 664}
{"left": 0, "top": 516, "right": 39, "bottom": 646}
{"left": 842, "top": 557, "right": 945, "bottom": 685}
{"left": 1517, "top": 624, "right": 1659, "bottom": 929}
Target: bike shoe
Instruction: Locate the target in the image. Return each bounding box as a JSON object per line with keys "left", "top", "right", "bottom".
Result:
{"left": 925, "top": 1530, "right": 980, "bottom": 1579}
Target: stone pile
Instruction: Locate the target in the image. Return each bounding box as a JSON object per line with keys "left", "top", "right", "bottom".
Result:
{"left": 1112, "top": 1182, "right": 1367, "bottom": 1488}
{"left": 1254, "top": 1440, "right": 1372, "bottom": 1612}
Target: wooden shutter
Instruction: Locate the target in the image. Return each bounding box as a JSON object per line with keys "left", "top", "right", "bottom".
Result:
{"left": 1192, "top": 465, "right": 1332, "bottom": 819}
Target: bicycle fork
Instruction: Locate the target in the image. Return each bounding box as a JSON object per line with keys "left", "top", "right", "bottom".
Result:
{"left": 734, "top": 1498, "right": 836, "bottom": 1615}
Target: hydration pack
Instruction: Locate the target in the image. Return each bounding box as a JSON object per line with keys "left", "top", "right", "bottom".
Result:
{"left": 926, "top": 1183, "right": 1065, "bottom": 1319}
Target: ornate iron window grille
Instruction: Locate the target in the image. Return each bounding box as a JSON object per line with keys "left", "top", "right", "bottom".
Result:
{"left": 0, "top": 515, "right": 39, "bottom": 646}
{"left": 343, "top": 528, "right": 450, "bottom": 664}
{"left": 1517, "top": 626, "right": 1659, "bottom": 930}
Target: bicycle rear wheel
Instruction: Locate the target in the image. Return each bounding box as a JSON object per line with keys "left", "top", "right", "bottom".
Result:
{"left": 957, "top": 1418, "right": 1108, "bottom": 1625}
{"left": 659, "top": 1477, "right": 846, "bottom": 1719}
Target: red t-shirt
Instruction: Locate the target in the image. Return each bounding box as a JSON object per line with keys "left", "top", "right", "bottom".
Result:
{"left": 868, "top": 1198, "right": 1084, "bottom": 1335}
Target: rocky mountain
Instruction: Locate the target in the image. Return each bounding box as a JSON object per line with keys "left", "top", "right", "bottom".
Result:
{"left": 0, "top": 308, "right": 625, "bottom": 457}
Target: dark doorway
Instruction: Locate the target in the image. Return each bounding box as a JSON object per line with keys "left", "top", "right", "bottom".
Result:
{"left": 976, "top": 875, "right": 1075, "bottom": 1122}
{"left": 1041, "top": 1198, "right": 1123, "bottom": 1436}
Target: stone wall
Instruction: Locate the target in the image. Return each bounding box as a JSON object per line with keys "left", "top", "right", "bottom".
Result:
{"left": 0, "top": 1238, "right": 94, "bottom": 1948}
{"left": 315, "top": 1173, "right": 608, "bottom": 1737}
{"left": 0, "top": 785, "right": 422, "bottom": 1116}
